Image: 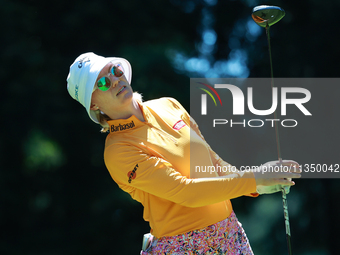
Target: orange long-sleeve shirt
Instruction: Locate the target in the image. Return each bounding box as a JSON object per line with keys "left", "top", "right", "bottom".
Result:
{"left": 104, "top": 97, "right": 257, "bottom": 238}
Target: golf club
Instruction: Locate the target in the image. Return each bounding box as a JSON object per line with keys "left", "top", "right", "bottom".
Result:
{"left": 252, "top": 5, "right": 293, "bottom": 255}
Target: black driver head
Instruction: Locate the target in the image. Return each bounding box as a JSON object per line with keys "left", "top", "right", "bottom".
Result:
{"left": 252, "top": 5, "right": 285, "bottom": 27}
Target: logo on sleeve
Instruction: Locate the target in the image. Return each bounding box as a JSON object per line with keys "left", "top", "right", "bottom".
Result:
{"left": 128, "top": 164, "right": 139, "bottom": 183}
{"left": 173, "top": 120, "right": 186, "bottom": 130}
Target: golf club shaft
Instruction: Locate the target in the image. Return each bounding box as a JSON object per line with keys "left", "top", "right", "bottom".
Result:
{"left": 266, "top": 24, "right": 282, "bottom": 161}
{"left": 266, "top": 23, "right": 293, "bottom": 255}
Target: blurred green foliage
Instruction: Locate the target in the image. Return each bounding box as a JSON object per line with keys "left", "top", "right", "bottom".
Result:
{"left": 1, "top": 0, "right": 339, "bottom": 254}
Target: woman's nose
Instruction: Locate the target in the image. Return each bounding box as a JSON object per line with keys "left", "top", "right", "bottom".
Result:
{"left": 109, "top": 74, "right": 120, "bottom": 88}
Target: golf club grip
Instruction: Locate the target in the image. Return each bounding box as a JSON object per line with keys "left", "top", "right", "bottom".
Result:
{"left": 282, "top": 189, "right": 293, "bottom": 255}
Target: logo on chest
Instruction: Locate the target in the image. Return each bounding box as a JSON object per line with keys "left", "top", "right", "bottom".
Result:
{"left": 172, "top": 120, "right": 186, "bottom": 131}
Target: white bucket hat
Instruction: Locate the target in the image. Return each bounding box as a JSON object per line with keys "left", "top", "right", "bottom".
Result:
{"left": 67, "top": 52, "right": 132, "bottom": 123}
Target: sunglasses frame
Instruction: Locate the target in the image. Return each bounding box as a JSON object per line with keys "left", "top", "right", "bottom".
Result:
{"left": 95, "top": 63, "right": 124, "bottom": 92}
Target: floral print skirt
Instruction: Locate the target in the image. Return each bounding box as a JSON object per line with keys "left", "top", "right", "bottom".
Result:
{"left": 141, "top": 211, "right": 254, "bottom": 255}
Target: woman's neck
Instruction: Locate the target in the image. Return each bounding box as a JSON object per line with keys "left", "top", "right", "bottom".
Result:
{"left": 106, "top": 99, "right": 145, "bottom": 122}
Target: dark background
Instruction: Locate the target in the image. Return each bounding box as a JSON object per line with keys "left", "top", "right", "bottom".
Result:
{"left": 1, "top": 0, "right": 339, "bottom": 254}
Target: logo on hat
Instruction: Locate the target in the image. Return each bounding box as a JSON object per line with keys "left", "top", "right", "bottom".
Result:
{"left": 75, "top": 84, "right": 79, "bottom": 102}
{"left": 78, "top": 56, "right": 90, "bottom": 68}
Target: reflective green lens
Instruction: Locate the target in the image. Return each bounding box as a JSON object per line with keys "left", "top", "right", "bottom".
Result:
{"left": 97, "top": 77, "right": 111, "bottom": 91}
{"left": 96, "top": 64, "right": 124, "bottom": 92}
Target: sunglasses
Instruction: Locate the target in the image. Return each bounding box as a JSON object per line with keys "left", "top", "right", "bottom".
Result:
{"left": 96, "top": 63, "right": 124, "bottom": 92}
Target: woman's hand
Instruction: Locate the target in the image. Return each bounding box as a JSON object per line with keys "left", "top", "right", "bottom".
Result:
{"left": 253, "top": 160, "right": 301, "bottom": 194}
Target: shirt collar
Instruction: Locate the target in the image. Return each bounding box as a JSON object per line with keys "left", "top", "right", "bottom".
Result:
{"left": 107, "top": 101, "right": 152, "bottom": 133}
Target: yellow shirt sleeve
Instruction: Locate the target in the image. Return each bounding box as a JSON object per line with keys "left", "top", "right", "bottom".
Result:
{"left": 167, "top": 98, "right": 259, "bottom": 197}
{"left": 104, "top": 143, "right": 257, "bottom": 208}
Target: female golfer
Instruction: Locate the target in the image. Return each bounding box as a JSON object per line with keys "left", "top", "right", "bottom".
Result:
{"left": 67, "top": 52, "right": 300, "bottom": 254}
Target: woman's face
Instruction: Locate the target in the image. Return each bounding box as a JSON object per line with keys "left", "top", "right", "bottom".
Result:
{"left": 90, "top": 62, "right": 133, "bottom": 112}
